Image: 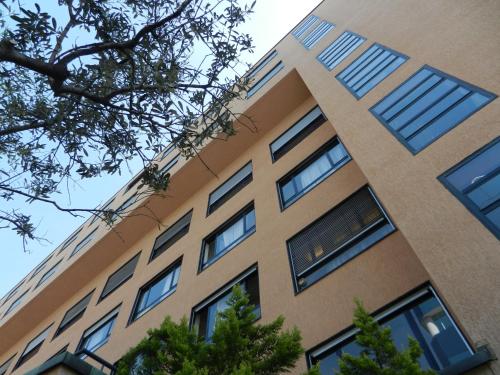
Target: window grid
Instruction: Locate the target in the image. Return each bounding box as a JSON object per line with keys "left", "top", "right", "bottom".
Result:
{"left": 317, "top": 31, "right": 365, "bottom": 71}
{"left": 337, "top": 43, "right": 408, "bottom": 99}
{"left": 302, "top": 21, "right": 335, "bottom": 49}
{"left": 438, "top": 137, "right": 500, "bottom": 239}
{"left": 292, "top": 15, "right": 319, "bottom": 39}
{"left": 370, "top": 65, "right": 496, "bottom": 153}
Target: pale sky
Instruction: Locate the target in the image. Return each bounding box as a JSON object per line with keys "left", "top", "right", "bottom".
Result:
{"left": 0, "top": 0, "right": 323, "bottom": 297}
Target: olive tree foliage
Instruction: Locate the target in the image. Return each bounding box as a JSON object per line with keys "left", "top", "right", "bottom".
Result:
{"left": 0, "top": 0, "right": 255, "bottom": 248}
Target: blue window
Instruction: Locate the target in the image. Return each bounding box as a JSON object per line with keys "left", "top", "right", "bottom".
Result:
{"left": 278, "top": 138, "right": 350, "bottom": 209}
{"left": 201, "top": 204, "right": 255, "bottom": 270}
{"left": 14, "top": 325, "right": 52, "bottom": 369}
{"left": 439, "top": 137, "right": 500, "bottom": 239}
{"left": 247, "top": 61, "right": 285, "bottom": 98}
{"left": 77, "top": 306, "right": 120, "bottom": 356}
{"left": 247, "top": 50, "right": 278, "bottom": 79}
{"left": 317, "top": 31, "right": 365, "bottom": 71}
{"left": 131, "top": 261, "right": 181, "bottom": 321}
{"left": 192, "top": 267, "right": 260, "bottom": 341}
{"left": 270, "top": 106, "right": 326, "bottom": 162}
{"left": 302, "top": 21, "right": 335, "bottom": 49}
{"left": 308, "top": 287, "right": 474, "bottom": 373}
{"left": 287, "top": 187, "right": 395, "bottom": 292}
{"left": 337, "top": 43, "right": 408, "bottom": 99}
{"left": 370, "top": 66, "right": 496, "bottom": 153}
{"left": 292, "top": 15, "right": 319, "bottom": 39}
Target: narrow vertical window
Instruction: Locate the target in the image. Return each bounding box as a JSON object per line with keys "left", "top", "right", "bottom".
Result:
{"left": 317, "top": 31, "right": 365, "bottom": 71}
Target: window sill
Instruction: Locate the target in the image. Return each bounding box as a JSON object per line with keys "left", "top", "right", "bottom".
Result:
{"left": 440, "top": 344, "right": 496, "bottom": 375}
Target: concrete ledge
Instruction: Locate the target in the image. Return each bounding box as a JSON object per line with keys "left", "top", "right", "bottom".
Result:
{"left": 24, "top": 352, "right": 106, "bottom": 375}
{"left": 440, "top": 345, "right": 496, "bottom": 375}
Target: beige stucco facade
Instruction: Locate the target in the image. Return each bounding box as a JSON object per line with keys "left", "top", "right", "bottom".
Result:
{"left": 1, "top": 1, "right": 499, "bottom": 374}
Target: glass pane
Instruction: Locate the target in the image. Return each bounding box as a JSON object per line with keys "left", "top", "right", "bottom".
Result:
{"left": 245, "top": 210, "right": 256, "bottom": 231}
{"left": 206, "top": 292, "right": 232, "bottom": 339}
{"left": 446, "top": 141, "right": 500, "bottom": 191}
{"left": 373, "top": 69, "right": 433, "bottom": 116}
{"left": 328, "top": 142, "right": 347, "bottom": 164}
{"left": 339, "top": 45, "right": 381, "bottom": 82}
{"left": 350, "top": 50, "right": 392, "bottom": 90}
{"left": 356, "top": 56, "right": 406, "bottom": 98}
{"left": 215, "top": 218, "right": 245, "bottom": 254}
{"left": 467, "top": 173, "right": 500, "bottom": 210}
{"left": 400, "top": 86, "right": 470, "bottom": 138}
{"left": 408, "top": 92, "right": 491, "bottom": 151}
{"left": 485, "top": 206, "right": 500, "bottom": 230}
{"left": 295, "top": 154, "right": 331, "bottom": 191}
{"left": 388, "top": 79, "right": 457, "bottom": 130}
{"left": 281, "top": 180, "right": 296, "bottom": 203}
{"left": 84, "top": 321, "right": 112, "bottom": 351}
{"left": 314, "top": 293, "right": 471, "bottom": 373}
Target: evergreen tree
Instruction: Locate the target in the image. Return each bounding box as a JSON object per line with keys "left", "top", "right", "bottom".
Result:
{"left": 117, "top": 285, "right": 319, "bottom": 375}
{"left": 337, "top": 301, "right": 436, "bottom": 375}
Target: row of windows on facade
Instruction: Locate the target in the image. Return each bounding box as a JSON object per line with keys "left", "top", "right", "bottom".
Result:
{"left": 0, "top": 269, "right": 477, "bottom": 375}
{"left": 2, "top": 101, "right": 496, "bottom": 374}
{"left": 294, "top": 14, "right": 496, "bottom": 154}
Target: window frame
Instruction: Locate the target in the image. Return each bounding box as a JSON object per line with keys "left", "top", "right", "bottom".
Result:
{"left": 35, "top": 260, "right": 62, "bottom": 289}
{"left": 14, "top": 324, "right": 53, "bottom": 370}
{"left": 246, "top": 61, "right": 285, "bottom": 98}
{"left": 286, "top": 186, "right": 395, "bottom": 293}
{"left": 438, "top": 136, "right": 500, "bottom": 239}
{"left": 58, "top": 228, "right": 83, "bottom": 254}
{"left": 206, "top": 161, "right": 253, "bottom": 215}
{"left": 129, "top": 258, "right": 182, "bottom": 323}
{"left": 276, "top": 137, "right": 352, "bottom": 210}
{"left": 292, "top": 14, "right": 319, "bottom": 39}
{"left": 246, "top": 50, "right": 278, "bottom": 79}
{"left": 269, "top": 106, "right": 327, "bottom": 163}
{"left": 302, "top": 20, "right": 335, "bottom": 50}
{"left": 336, "top": 43, "right": 408, "bottom": 99}
{"left": 199, "top": 202, "right": 256, "bottom": 272}
{"left": 149, "top": 210, "right": 193, "bottom": 261}
{"left": 76, "top": 304, "right": 120, "bottom": 356}
{"left": 369, "top": 65, "right": 497, "bottom": 154}
{"left": 54, "top": 290, "right": 95, "bottom": 337}
{"left": 0, "top": 355, "right": 16, "bottom": 375}
{"left": 4, "top": 289, "right": 29, "bottom": 317}
{"left": 99, "top": 252, "right": 141, "bottom": 302}
{"left": 306, "top": 285, "right": 474, "bottom": 372}
{"left": 190, "top": 264, "right": 260, "bottom": 340}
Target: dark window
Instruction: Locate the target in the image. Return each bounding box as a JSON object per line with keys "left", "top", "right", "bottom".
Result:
{"left": 77, "top": 305, "right": 120, "bottom": 356}
{"left": 29, "top": 254, "right": 54, "bottom": 280}
{"left": 247, "top": 61, "right": 285, "bottom": 98}
{"left": 100, "top": 253, "right": 141, "bottom": 300}
{"left": 160, "top": 144, "right": 176, "bottom": 160}
{"left": 90, "top": 198, "right": 115, "bottom": 225}
{"left": 288, "top": 187, "right": 395, "bottom": 292}
{"left": 46, "top": 344, "right": 69, "bottom": 362}
{"left": 131, "top": 260, "right": 181, "bottom": 321}
{"left": 2, "top": 281, "right": 23, "bottom": 306}
{"left": 159, "top": 153, "right": 180, "bottom": 175}
{"left": 192, "top": 266, "right": 260, "bottom": 341}
{"left": 55, "top": 291, "right": 94, "bottom": 337}
{"left": 370, "top": 66, "right": 496, "bottom": 153}
{"left": 337, "top": 43, "right": 408, "bottom": 99}
{"left": 14, "top": 325, "right": 52, "bottom": 369}
{"left": 439, "top": 137, "right": 500, "bottom": 238}
{"left": 317, "top": 31, "right": 365, "bottom": 71}
{"left": 70, "top": 228, "right": 98, "bottom": 257}
{"left": 270, "top": 106, "right": 327, "bottom": 162}
{"left": 247, "top": 50, "right": 278, "bottom": 78}
{"left": 302, "top": 21, "right": 335, "bottom": 49}
{"left": 308, "top": 287, "right": 473, "bottom": 373}
{"left": 292, "top": 15, "right": 319, "bottom": 39}
{"left": 150, "top": 211, "right": 193, "bottom": 260}
{"left": 4, "top": 290, "right": 29, "bottom": 316}
{"left": 58, "top": 228, "right": 82, "bottom": 254}
{"left": 35, "top": 261, "right": 62, "bottom": 288}
{"left": 207, "top": 162, "right": 253, "bottom": 215}
{"left": 200, "top": 204, "right": 256, "bottom": 270}
{"left": 278, "top": 138, "right": 351, "bottom": 208}
{"left": 0, "top": 355, "right": 15, "bottom": 375}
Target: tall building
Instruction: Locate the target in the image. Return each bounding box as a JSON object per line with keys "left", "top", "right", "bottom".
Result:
{"left": 1, "top": 1, "right": 499, "bottom": 374}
